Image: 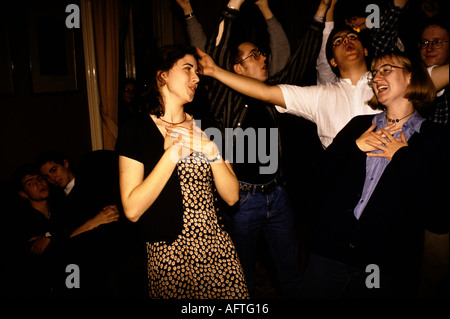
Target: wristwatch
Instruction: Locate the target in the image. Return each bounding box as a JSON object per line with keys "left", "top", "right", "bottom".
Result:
{"left": 44, "top": 232, "right": 52, "bottom": 238}
{"left": 208, "top": 154, "right": 222, "bottom": 163}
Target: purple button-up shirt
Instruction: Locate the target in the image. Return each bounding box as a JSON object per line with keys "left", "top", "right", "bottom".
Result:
{"left": 353, "top": 111, "right": 425, "bottom": 219}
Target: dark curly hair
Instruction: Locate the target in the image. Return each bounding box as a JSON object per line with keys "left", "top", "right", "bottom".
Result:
{"left": 142, "top": 45, "right": 199, "bottom": 118}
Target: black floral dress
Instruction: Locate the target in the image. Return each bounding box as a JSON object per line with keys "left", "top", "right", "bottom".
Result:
{"left": 146, "top": 152, "right": 249, "bottom": 299}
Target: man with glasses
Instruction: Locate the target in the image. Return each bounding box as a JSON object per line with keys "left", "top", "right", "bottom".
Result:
{"left": 176, "top": 0, "right": 332, "bottom": 299}
{"left": 197, "top": 23, "right": 448, "bottom": 148}
{"left": 419, "top": 15, "right": 449, "bottom": 124}
{"left": 227, "top": 23, "right": 381, "bottom": 149}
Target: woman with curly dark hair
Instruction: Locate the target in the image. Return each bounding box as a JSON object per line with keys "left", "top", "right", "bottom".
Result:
{"left": 116, "top": 44, "right": 249, "bottom": 299}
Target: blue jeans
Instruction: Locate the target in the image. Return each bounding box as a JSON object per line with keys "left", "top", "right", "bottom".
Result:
{"left": 229, "top": 185, "right": 302, "bottom": 298}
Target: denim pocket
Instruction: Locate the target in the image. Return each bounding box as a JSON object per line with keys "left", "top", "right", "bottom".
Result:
{"left": 238, "top": 191, "right": 250, "bottom": 206}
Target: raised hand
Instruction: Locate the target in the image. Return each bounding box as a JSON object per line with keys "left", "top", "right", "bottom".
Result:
{"left": 315, "top": 0, "right": 333, "bottom": 21}
{"left": 345, "top": 16, "right": 367, "bottom": 32}
{"left": 175, "top": 0, "right": 193, "bottom": 15}
{"left": 196, "top": 47, "right": 218, "bottom": 77}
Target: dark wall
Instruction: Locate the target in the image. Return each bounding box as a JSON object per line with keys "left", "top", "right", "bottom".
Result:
{"left": 1, "top": 0, "right": 91, "bottom": 184}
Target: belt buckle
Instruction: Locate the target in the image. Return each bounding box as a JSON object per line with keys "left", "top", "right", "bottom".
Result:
{"left": 239, "top": 183, "right": 252, "bottom": 193}
{"left": 260, "top": 184, "right": 267, "bottom": 194}
{"left": 239, "top": 178, "right": 278, "bottom": 194}
{"left": 259, "top": 179, "right": 276, "bottom": 194}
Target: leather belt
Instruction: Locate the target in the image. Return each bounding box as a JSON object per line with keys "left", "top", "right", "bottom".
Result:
{"left": 239, "top": 177, "right": 279, "bottom": 195}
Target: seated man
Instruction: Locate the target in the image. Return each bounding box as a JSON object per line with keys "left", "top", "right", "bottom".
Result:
{"left": 37, "top": 150, "right": 126, "bottom": 297}
{"left": 37, "top": 150, "right": 121, "bottom": 237}
{"left": 7, "top": 163, "right": 68, "bottom": 298}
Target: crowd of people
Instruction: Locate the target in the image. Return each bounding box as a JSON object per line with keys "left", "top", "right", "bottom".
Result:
{"left": 3, "top": 0, "right": 448, "bottom": 300}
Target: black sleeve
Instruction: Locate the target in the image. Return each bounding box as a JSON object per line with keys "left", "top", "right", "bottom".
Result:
{"left": 268, "top": 20, "right": 325, "bottom": 86}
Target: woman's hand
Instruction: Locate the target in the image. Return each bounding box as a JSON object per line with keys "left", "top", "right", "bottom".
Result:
{"left": 165, "top": 123, "right": 219, "bottom": 161}
{"left": 356, "top": 123, "right": 401, "bottom": 152}
{"left": 366, "top": 128, "right": 408, "bottom": 160}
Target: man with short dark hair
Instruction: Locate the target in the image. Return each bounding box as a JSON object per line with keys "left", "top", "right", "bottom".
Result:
{"left": 37, "top": 150, "right": 122, "bottom": 297}
{"left": 8, "top": 163, "right": 67, "bottom": 298}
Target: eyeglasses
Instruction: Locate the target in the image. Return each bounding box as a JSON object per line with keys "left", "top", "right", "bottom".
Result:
{"left": 367, "top": 64, "right": 406, "bottom": 85}
{"left": 235, "top": 50, "right": 266, "bottom": 64}
{"left": 332, "top": 32, "right": 359, "bottom": 47}
{"left": 419, "top": 40, "right": 449, "bottom": 49}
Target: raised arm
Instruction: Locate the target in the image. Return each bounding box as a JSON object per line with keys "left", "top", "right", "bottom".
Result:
{"left": 370, "top": 0, "right": 410, "bottom": 56}
{"left": 431, "top": 64, "right": 449, "bottom": 92}
{"left": 197, "top": 47, "right": 285, "bottom": 107}
{"left": 206, "top": 0, "right": 244, "bottom": 64}
{"left": 256, "top": 0, "right": 291, "bottom": 75}
{"left": 270, "top": 0, "right": 329, "bottom": 85}
{"left": 176, "top": 0, "right": 208, "bottom": 51}
{"left": 316, "top": 0, "right": 338, "bottom": 84}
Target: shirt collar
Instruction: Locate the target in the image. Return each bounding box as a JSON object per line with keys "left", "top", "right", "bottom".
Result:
{"left": 373, "top": 110, "right": 425, "bottom": 136}
{"left": 64, "top": 178, "right": 75, "bottom": 196}
{"left": 340, "top": 71, "right": 371, "bottom": 88}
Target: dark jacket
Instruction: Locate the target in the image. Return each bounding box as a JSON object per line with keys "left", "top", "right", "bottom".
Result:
{"left": 310, "top": 115, "right": 449, "bottom": 285}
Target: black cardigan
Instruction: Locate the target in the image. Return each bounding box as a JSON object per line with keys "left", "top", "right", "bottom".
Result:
{"left": 309, "top": 115, "right": 449, "bottom": 282}
{"left": 116, "top": 113, "right": 184, "bottom": 244}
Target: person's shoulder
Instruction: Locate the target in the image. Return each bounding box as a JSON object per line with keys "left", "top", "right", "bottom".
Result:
{"left": 129, "top": 111, "right": 150, "bottom": 124}
{"left": 119, "top": 112, "right": 150, "bottom": 132}
{"left": 348, "top": 114, "right": 374, "bottom": 128}
{"left": 421, "top": 119, "right": 448, "bottom": 138}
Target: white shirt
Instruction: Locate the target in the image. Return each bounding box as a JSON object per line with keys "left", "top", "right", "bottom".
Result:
{"left": 64, "top": 178, "right": 75, "bottom": 196}
{"left": 316, "top": 21, "right": 338, "bottom": 85}
{"left": 429, "top": 65, "right": 446, "bottom": 97}
{"left": 275, "top": 72, "right": 381, "bottom": 148}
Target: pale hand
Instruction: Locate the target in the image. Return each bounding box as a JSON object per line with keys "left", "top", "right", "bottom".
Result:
{"left": 356, "top": 123, "right": 401, "bottom": 153}
{"left": 93, "top": 205, "right": 120, "bottom": 226}
{"left": 366, "top": 129, "right": 408, "bottom": 160}
{"left": 166, "top": 123, "right": 219, "bottom": 161}
{"left": 196, "top": 47, "right": 217, "bottom": 77}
